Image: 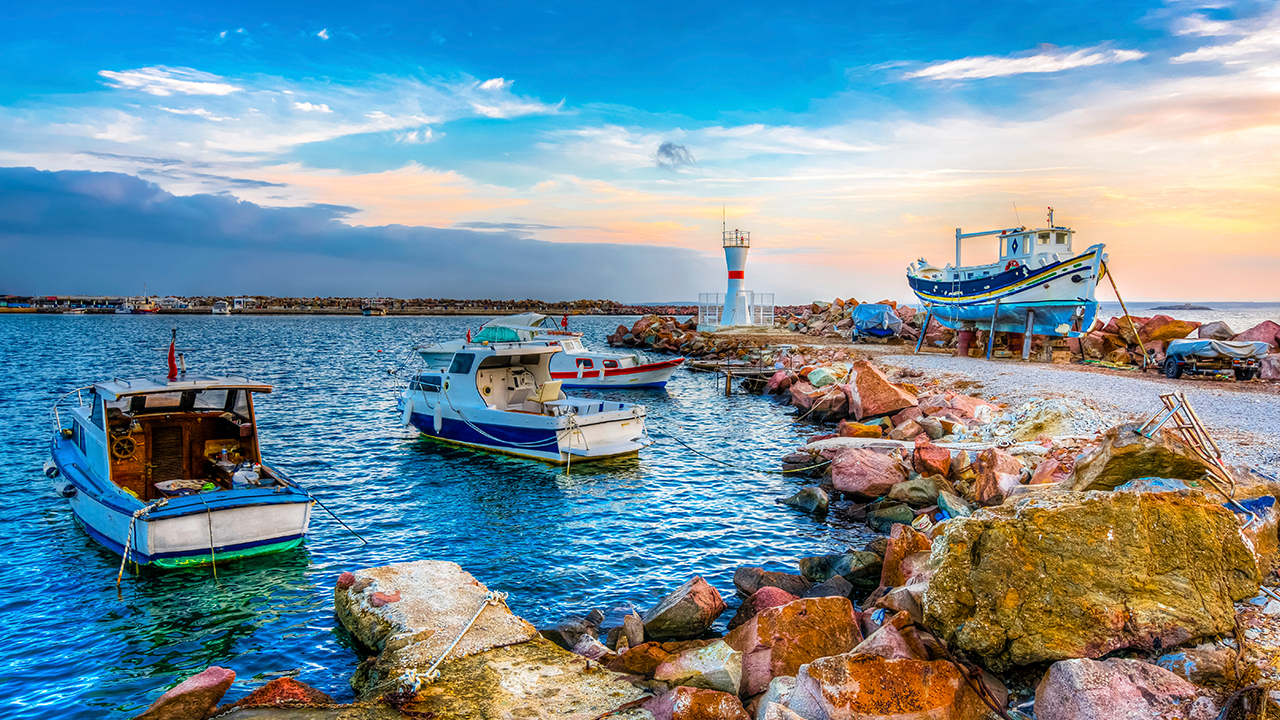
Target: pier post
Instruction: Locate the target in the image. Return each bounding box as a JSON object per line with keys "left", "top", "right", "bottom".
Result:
{"left": 1022, "top": 310, "right": 1036, "bottom": 361}
{"left": 724, "top": 367, "right": 732, "bottom": 396}
{"left": 985, "top": 299, "right": 1001, "bottom": 360}
{"left": 914, "top": 305, "right": 932, "bottom": 355}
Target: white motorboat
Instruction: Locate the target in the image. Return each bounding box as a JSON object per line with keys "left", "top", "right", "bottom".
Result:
{"left": 211, "top": 301, "right": 231, "bottom": 315}
{"left": 398, "top": 343, "right": 651, "bottom": 464}
{"left": 415, "top": 313, "right": 683, "bottom": 389}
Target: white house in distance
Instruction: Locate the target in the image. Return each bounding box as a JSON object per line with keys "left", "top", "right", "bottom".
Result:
{"left": 697, "top": 228, "right": 773, "bottom": 331}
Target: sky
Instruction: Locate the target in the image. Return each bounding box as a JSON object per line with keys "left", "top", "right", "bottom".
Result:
{"left": 1, "top": 0, "right": 1279, "bottom": 303}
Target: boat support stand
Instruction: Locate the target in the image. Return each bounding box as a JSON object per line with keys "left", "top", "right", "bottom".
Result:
{"left": 985, "top": 299, "right": 1001, "bottom": 360}
{"left": 914, "top": 305, "right": 933, "bottom": 355}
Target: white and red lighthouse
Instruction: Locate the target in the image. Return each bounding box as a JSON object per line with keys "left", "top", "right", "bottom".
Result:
{"left": 720, "top": 229, "right": 751, "bottom": 326}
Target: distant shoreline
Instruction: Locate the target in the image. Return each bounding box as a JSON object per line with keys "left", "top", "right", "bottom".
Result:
{"left": 1149, "top": 303, "right": 1214, "bottom": 311}
{"left": 0, "top": 307, "right": 695, "bottom": 317}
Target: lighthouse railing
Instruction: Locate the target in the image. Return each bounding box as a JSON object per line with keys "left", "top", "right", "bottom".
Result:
{"left": 698, "top": 293, "right": 723, "bottom": 326}
{"left": 751, "top": 292, "right": 775, "bottom": 325}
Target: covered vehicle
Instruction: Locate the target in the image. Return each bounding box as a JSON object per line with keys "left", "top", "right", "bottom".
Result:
{"left": 851, "top": 304, "right": 904, "bottom": 339}
{"left": 1163, "top": 339, "right": 1269, "bottom": 381}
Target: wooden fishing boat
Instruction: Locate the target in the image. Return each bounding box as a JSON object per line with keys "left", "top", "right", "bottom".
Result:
{"left": 48, "top": 359, "right": 313, "bottom": 568}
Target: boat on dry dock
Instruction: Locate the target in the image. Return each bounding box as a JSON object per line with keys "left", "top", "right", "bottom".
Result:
{"left": 399, "top": 342, "right": 652, "bottom": 463}
{"left": 906, "top": 208, "right": 1106, "bottom": 338}
{"left": 415, "top": 313, "right": 683, "bottom": 388}
{"left": 48, "top": 359, "right": 313, "bottom": 568}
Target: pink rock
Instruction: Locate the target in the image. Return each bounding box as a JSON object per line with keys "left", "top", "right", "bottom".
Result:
{"left": 135, "top": 666, "right": 235, "bottom": 720}
{"left": 946, "top": 394, "right": 999, "bottom": 419}
{"left": 888, "top": 419, "right": 924, "bottom": 441}
{"left": 830, "top": 448, "right": 907, "bottom": 499}
{"left": 1233, "top": 320, "right": 1280, "bottom": 349}
{"left": 1035, "top": 658, "right": 1197, "bottom": 720}
{"left": 370, "top": 590, "right": 401, "bottom": 607}
{"left": 896, "top": 305, "right": 918, "bottom": 324}
{"left": 891, "top": 406, "right": 924, "bottom": 426}
{"left": 336, "top": 571, "right": 356, "bottom": 589}
{"left": 728, "top": 587, "right": 799, "bottom": 630}
{"left": 642, "top": 576, "right": 728, "bottom": 640}
{"left": 1262, "top": 355, "right": 1280, "bottom": 380}
{"left": 643, "top": 686, "right": 751, "bottom": 720}
{"left": 843, "top": 360, "right": 918, "bottom": 421}
{"left": 850, "top": 611, "right": 929, "bottom": 661}
{"left": 1030, "top": 458, "right": 1069, "bottom": 485}
{"left": 880, "top": 523, "right": 934, "bottom": 589}
{"left": 912, "top": 438, "right": 951, "bottom": 478}
{"left": 789, "top": 381, "right": 817, "bottom": 412}
{"left": 764, "top": 370, "right": 795, "bottom": 395}
{"left": 725, "top": 597, "right": 862, "bottom": 696}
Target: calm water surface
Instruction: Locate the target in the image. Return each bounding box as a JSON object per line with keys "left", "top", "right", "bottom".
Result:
{"left": 0, "top": 315, "right": 868, "bottom": 718}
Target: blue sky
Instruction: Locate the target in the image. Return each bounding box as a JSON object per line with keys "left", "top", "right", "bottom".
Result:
{"left": 2, "top": 0, "right": 1279, "bottom": 301}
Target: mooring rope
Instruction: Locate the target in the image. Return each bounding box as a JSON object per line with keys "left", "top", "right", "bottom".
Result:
{"left": 116, "top": 497, "right": 167, "bottom": 596}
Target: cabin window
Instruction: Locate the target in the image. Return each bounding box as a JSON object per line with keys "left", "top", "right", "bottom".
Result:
{"left": 413, "top": 375, "right": 442, "bottom": 392}
{"left": 1055, "top": 233, "right": 1067, "bottom": 244}
{"left": 143, "top": 392, "right": 183, "bottom": 410}
{"left": 449, "top": 353, "right": 476, "bottom": 374}
{"left": 230, "top": 390, "right": 251, "bottom": 420}
{"left": 1038, "top": 232, "right": 1050, "bottom": 242}
{"left": 603, "top": 360, "right": 619, "bottom": 369}
{"left": 193, "top": 389, "right": 229, "bottom": 411}
{"left": 1037, "top": 234, "right": 1048, "bottom": 245}
{"left": 576, "top": 358, "right": 594, "bottom": 369}
{"left": 519, "top": 354, "right": 542, "bottom": 365}
{"left": 90, "top": 394, "right": 105, "bottom": 429}
{"left": 966, "top": 272, "right": 974, "bottom": 279}
{"left": 72, "top": 422, "right": 83, "bottom": 452}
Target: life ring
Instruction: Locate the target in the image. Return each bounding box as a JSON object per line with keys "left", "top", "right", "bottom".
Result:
{"left": 1004, "top": 260, "right": 1020, "bottom": 272}
{"left": 111, "top": 434, "right": 137, "bottom": 460}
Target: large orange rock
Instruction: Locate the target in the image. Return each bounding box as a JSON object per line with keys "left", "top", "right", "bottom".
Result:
{"left": 880, "top": 523, "right": 934, "bottom": 589}
{"left": 971, "top": 448, "right": 1024, "bottom": 505}
{"left": 642, "top": 576, "right": 728, "bottom": 640}
{"left": 216, "top": 677, "right": 334, "bottom": 711}
{"left": 727, "top": 586, "right": 798, "bottom": 630}
{"left": 1138, "top": 315, "right": 1200, "bottom": 343}
{"left": 829, "top": 448, "right": 906, "bottom": 499}
{"left": 787, "top": 655, "right": 988, "bottom": 720}
{"left": 843, "top": 360, "right": 918, "bottom": 421}
{"left": 912, "top": 438, "right": 951, "bottom": 478}
{"left": 725, "top": 597, "right": 862, "bottom": 696}
{"left": 837, "top": 419, "right": 882, "bottom": 438}
{"left": 644, "top": 686, "right": 751, "bottom": 720}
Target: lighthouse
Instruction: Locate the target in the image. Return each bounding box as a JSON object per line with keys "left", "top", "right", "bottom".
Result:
{"left": 720, "top": 229, "right": 751, "bottom": 326}
{"left": 697, "top": 228, "right": 774, "bottom": 331}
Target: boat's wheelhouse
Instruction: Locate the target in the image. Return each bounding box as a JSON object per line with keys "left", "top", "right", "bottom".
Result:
{"left": 57, "top": 377, "right": 288, "bottom": 502}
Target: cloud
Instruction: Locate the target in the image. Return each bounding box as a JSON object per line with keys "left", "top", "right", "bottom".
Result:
{"left": 457, "top": 77, "right": 562, "bottom": 119}
{"left": 0, "top": 167, "right": 711, "bottom": 300}
{"left": 159, "top": 106, "right": 226, "bottom": 121}
{"left": 316, "top": 28, "right": 330, "bottom": 40}
{"left": 1174, "top": 14, "right": 1239, "bottom": 37}
{"left": 98, "top": 66, "right": 241, "bottom": 96}
{"left": 479, "top": 78, "right": 513, "bottom": 91}
{"left": 906, "top": 46, "right": 1146, "bottom": 80}
{"left": 293, "top": 101, "right": 333, "bottom": 113}
{"left": 654, "top": 141, "right": 696, "bottom": 170}
{"left": 1171, "top": 16, "right": 1280, "bottom": 64}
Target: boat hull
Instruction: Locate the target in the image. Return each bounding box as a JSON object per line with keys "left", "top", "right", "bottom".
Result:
{"left": 908, "top": 245, "right": 1105, "bottom": 336}
{"left": 551, "top": 357, "right": 684, "bottom": 389}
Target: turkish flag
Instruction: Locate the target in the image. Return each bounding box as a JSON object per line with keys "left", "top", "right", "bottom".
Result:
{"left": 167, "top": 338, "right": 178, "bottom": 380}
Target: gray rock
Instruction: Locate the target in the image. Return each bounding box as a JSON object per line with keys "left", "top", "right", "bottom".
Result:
{"left": 802, "top": 574, "right": 854, "bottom": 599}
{"left": 779, "top": 486, "right": 829, "bottom": 515}
{"left": 623, "top": 611, "right": 646, "bottom": 647}
{"left": 887, "top": 476, "right": 940, "bottom": 507}
{"left": 642, "top": 576, "right": 728, "bottom": 640}
{"left": 797, "top": 551, "right": 882, "bottom": 584}
{"left": 917, "top": 416, "right": 946, "bottom": 440}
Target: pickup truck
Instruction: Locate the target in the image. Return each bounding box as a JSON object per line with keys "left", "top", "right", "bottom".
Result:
{"left": 1163, "top": 339, "right": 1269, "bottom": 381}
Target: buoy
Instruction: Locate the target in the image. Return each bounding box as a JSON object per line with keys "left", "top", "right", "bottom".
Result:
{"left": 433, "top": 401, "right": 443, "bottom": 433}
{"left": 43, "top": 459, "right": 60, "bottom": 479}
{"left": 400, "top": 399, "right": 414, "bottom": 426}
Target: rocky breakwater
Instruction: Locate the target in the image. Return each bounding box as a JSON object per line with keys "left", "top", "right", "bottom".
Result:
{"left": 607, "top": 314, "right": 869, "bottom": 365}
{"left": 333, "top": 560, "right": 649, "bottom": 719}
{"left": 779, "top": 298, "right": 928, "bottom": 343}
{"left": 1074, "top": 313, "right": 1280, "bottom": 371}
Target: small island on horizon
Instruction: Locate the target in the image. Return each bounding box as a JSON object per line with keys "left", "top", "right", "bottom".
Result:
{"left": 1150, "top": 303, "right": 1215, "bottom": 311}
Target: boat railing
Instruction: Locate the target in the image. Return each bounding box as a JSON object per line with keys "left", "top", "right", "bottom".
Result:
{"left": 545, "top": 398, "right": 632, "bottom": 416}
{"left": 51, "top": 385, "right": 95, "bottom": 434}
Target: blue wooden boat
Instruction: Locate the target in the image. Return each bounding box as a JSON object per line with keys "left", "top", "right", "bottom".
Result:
{"left": 49, "top": 375, "right": 313, "bottom": 568}
{"left": 399, "top": 343, "right": 652, "bottom": 464}
{"left": 906, "top": 208, "right": 1106, "bottom": 339}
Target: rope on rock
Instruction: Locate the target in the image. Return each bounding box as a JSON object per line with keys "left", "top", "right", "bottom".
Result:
{"left": 369, "top": 590, "right": 511, "bottom": 696}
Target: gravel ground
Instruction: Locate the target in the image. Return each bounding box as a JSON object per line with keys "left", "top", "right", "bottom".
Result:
{"left": 873, "top": 350, "right": 1280, "bottom": 472}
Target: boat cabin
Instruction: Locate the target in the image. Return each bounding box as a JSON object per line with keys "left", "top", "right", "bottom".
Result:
{"left": 58, "top": 376, "right": 278, "bottom": 502}
{"left": 940, "top": 225, "right": 1076, "bottom": 282}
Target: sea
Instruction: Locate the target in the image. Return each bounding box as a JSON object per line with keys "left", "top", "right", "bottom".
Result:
{"left": 0, "top": 314, "right": 873, "bottom": 718}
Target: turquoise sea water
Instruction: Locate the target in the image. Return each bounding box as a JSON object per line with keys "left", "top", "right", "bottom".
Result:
{"left": 0, "top": 315, "right": 868, "bottom": 718}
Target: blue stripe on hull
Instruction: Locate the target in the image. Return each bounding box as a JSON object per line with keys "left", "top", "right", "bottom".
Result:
{"left": 73, "top": 514, "right": 304, "bottom": 565}
{"left": 408, "top": 413, "right": 560, "bottom": 455}
{"left": 929, "top": 301, "right": 1099, "bottom": 337}
{"left": 560, "top": 381, "right": 667, "bottom": 389}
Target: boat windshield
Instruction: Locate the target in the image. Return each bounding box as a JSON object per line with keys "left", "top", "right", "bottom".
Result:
{"left": 473, "top": 326, "right": 523, "bottom": 343}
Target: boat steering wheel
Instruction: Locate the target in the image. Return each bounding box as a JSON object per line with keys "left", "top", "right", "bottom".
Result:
{"left": 111, "top": 434, "right": 137, "bottom": 460}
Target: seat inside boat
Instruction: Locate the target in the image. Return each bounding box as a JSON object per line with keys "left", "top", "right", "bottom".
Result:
{"left": 474, "top": 354, "right": 565, "bottom": 413}
{"left": 104, "top": 387, "right": 278, "bottom": 500}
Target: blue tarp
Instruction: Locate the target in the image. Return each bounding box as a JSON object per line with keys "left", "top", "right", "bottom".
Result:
{"left": 852, "top": 304, "right": 904, "bottom": 337}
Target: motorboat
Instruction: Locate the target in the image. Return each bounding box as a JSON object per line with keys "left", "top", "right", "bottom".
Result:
{"left": 415, "top": 313, "right": 683, "bottom": 389}
{"left": 211, "top": 301, "right": 231, "bottom": 315}
{"left": 114, "top": 301, "right": 136, "bottom": 315}
{"left": 398, "top": 343, "right": 652, "bottom": 464}
{"left": 48, "top": 364, "right": 313, "bottom": 568}
{"left": 906, "top": 208, "right": 1106, "bottom": 338}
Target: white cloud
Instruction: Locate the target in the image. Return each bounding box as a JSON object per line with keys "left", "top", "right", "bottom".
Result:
{"left": 395, "top": 128, "right": 435, "bottom": 144}
{"left": 906, "top": 46, "right": 1146, "bottom": 80}
{"left": 99, "top": 66, "right": 241, "bottom": 96}
{"left": 455, "top": 77, "right": 562, "bottom": 119}
{"left": 479, "top": 78, "right": 512, "bottom": 91}
{"left": 1171, "top": 20, "right": 1280, "bottom": 64}
{"left": 158, "top": 107, "right": 225, "bottom": 121}
{"left": 317, "top": 28, "right": 330, "bottom": 40}
{"left": 1174, "top": 14, "right": 1240, "bottom": 37}
{"left": 294, "top": 101, "right": 333, "bottom": 113}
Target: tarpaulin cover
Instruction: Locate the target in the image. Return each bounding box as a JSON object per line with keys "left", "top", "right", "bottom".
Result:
{"left": 1166, "top": 339, "right": 1270, "bottom": 359}
{"left": 472, "top": 326, "right": 522, "bottom": 343}
{"left": 852, "top": 304, "right": 904, "bottom": 337}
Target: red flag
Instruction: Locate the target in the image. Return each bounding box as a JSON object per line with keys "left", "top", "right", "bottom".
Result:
{"left": 167, "top": 337, "right": 178, "bottom": 380}
{"left": 466, "top": 327, "right": 471, "bottom": 342}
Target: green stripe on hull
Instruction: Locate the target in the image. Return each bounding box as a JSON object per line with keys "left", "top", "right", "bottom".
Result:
{"left": 150, "top": 538, "right": 304, "bottom": 569}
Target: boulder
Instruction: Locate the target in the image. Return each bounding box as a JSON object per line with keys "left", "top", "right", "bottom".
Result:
{"left": 728, "top": 587, "right": 799, "bottom": 630}
{"left": 800, "top": 385, "right": 849, "bottom": 422}
{"left": 829, "top": 448, "right": 906, "bottom": 499}
{"left": 778, "top": 486, "right": 828, "bottom": 515}
{"left": 1197, "top": 320, "right": 1235, "bottom": 340}
{"left": 801, "top": 575, "right": 854, "bottom": 600}
{"left": 923, "top": 488, "right": 1262, "bottom": 670}
{"left": 755, "top": 676, "right": 797, "bottom": 720}
{"left": 216, "top": 677, "right": 334, "bottom": 712}
{"left": 1034, "top": 658, "right": 1197, "bottom": 720}
{"left": 654, "top": 639, "right": 744, "bottom": 694}
{"left": 1029, "top": 457, "right": 1069, "bottom": 485}
{"left": 1262, "top": 355, "right": 1280, "bottom": 380}
{"left": 1156, "top": 647, "right": 1236, "bottom": 685}
{"left": 866, "top": 503, "right": 914, "bottom": 533}
{"left": 1070, "top": 423, "right": 1216, "bottom": 492}
{"left": 571, "top": 635, "right": 615, "bottom": 661}
{"left": 624, "top": 611, "right": 646, "bottom": 648}
{"left": 788, "top": 382, "right": 817, "bottom": 413}
{"left": 797, "top": 552, "right": 881, "bottom": 585}
{"left": 786, "top": 655, "right": 988, "bottom": 720}
{"left": 643, "top": 576, "right": 729, "bottom": 640}
{"left": 836, "top": 420, "right": 881, "bottom": 438}
{"left": 887, "top": 476, "right": 939, "bottom": 507}
{"left": 764, "top": 370, "right": 796, "bottom": 395}
{"left": 880, "top": 523, "right": 933, "bottom": 589}
{"left": 607, "top": 641, "right": 675, "bottom": 677}
{"left": 916, "top": 416, "right": 946, "bottom": 440}
{"left": 644, "top": 686, "right": 752, "bottom": 720}
{"left": 1139, "top": 315, "right": 1200, "bottom": 343}
{"left": 843, "top": 360, "right": 918, "bottom": 420}
{"left": 891, "top": 406, "right": 923, "bottom": 426}
{"left": 888, "top": 419, "right": 925, "bottom": 441}
{"left": 946, "top": 394, "right": 999, "bottom": 419}
{"left": 733, "top": 567, "right": 813, "bottom": 598}
{"left": 849, "top": 611, "right": 929, "bottom": 661}
{"left": 937, "top": 491, "right": 973, "bottom": 519}
{"left": 135, "top": 667, "right": 235, "bottom": 720}
{"left": 725, "top": 597, "right": 862, "bottom": 696}
{"left": 912, "top": 439, "right": 951, "bottom": 478}
{"left": 1081, "top": 331, "right": 1124, "bottom": 359}
{"left": 971, "top": 448, "right": 1025, "bottom": 505}
{"left": 1233, "top": 320, "right": 1280, "bottom": 349}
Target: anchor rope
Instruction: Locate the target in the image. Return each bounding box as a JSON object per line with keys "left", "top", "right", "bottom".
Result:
{"left": 116, "top": 497, "right": 168, "bottom": 596}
